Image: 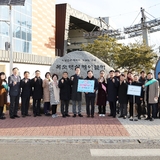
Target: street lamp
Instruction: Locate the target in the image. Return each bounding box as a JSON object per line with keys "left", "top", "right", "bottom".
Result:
{"left": 0, "top": 0, "right": 26, "bottom": 75}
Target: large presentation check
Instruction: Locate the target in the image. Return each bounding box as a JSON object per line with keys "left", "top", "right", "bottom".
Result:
{"left": 77, "top": 80, "right": 94, "bottom": 93}
{"left": 127, "top": 85, "right": 141, "bottom": 96}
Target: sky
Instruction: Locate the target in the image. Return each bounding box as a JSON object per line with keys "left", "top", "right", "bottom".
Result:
{"left": 56, "top": 0, "right": 160, "bottom": 53}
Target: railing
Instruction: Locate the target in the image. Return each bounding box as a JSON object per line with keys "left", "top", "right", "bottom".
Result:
{"left": 0, "top": 50, "right": 57, "bottom": 65}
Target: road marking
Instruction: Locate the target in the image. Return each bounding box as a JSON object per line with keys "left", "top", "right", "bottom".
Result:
{"left": 90, "top": 149, "right": 160, "bottom": 157}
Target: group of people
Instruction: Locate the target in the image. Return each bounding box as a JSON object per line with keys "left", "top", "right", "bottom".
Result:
{"left": 0, "top": 67, "right": 160, "bottom": 121}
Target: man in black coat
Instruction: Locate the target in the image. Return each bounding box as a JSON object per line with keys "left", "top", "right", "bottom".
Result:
{"left": 58, "top": 71, "right": 71, "bottom": 118}
{"left": 70, "top": 67, "right": 83, "bottom": 117}
{"left": 107, "top": 70, "right": 119, "bottom": 118}
{"left": 118, "top": 73, "right": 128, "bottom": 119}
{"left": 139, "top": 71, "right": 147, "bottom": 116}
{"left": 31, "top": 70, "right": 43, "bottom": 117}
{"left": 20, "top": 71, "right": 32, "bottom": 117}
{"left": 129, "top": 75, "right": 143, "bottom": 120}
{"left": 85, "top": 70, "right": 98, "bottom": 118}
{"left": 8, "top": 67, "right": 21, "bottom": 119}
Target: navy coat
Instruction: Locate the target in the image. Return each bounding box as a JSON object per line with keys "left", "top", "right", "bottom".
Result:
{"left": 107, "top": 77, "right": 119, "bottom": 102}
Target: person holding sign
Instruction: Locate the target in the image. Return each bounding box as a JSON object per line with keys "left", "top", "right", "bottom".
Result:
{"left": 118, "top": 74, "right": 128, "bottom": 119}
{"left": 107, "top": 70, "right": 119, "bottom": 118}
{"left": 128, "top": 75, "right": 143, "bottom": 120}
{"left": 0, "top": 72, "right": 8, "bottom": 120}
{"left": 70, "top": 67, "right": 83, "bottom": 118}
{"left": 85, "top": 70, "right": 98, "bottom": 118}
{"left": 145, "top": 72, "right": 159, "bottom": 121}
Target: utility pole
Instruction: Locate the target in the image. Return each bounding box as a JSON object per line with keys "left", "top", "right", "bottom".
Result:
{"left": 140, "top": 7, "right": 149, "bottom": 45}
{"left": 9, "top": 5, "right": 13, "bottom": 75}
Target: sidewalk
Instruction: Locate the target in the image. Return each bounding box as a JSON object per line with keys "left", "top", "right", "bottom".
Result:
{"left": 0, "top": 106, "right": 160, "bottom": 143}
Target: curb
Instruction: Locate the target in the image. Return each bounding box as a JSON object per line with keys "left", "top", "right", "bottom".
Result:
{"left": 0, "top": 136, "right": 160, "bottom": 144}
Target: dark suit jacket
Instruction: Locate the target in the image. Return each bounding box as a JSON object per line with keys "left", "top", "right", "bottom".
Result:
{"left": 58, "top": 78, "right": 71, "bottom": 101}
{"left": 70, "top": 74, "right": 83, "bottom": 101}
{"left": 8, "top": 74, "right": 21, "bottom": 96}
{"left": 20, "top": 78, "right": 32, "bottom": 98}
{"left": 107, "top": 77, "right": 119, "bottom": 102}
{"left": 31, "top": 77, "right": 43, "bottom": 99}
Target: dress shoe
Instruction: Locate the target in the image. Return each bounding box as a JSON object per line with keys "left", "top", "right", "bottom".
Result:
{"left": 129, "top": 116, "right": 133, "bottom": 121}
{"left": 65, "top": 114, "right": 70, "bottom": 117}
{"left": 73, "top": 114, "right": 76, "bottom": 117}
{"left": 123, "top": 116, "right": 127, "bottom": 119}
{"left": 22, "top": 115, "right": 26, "bottom": 118}
{"left": 10, "top": 116, "right": 15, "bottom": 119}
{"left": 78, "top": 114, "right": 83, "bottom": 117}
{"left": 145, "top": 117, "right": 150, "bottom": 120}
{"left": 37, "top": 114, "right": 42, "bottom": 116}
{"left": 150, "top": 118, "right": 154, "bottom": 121}
{"left": 25, "top": 114, "right": 31, "bottom": 116}
{"left": 34, "top": 114, "right": 37, "bottom": 117}
{"left": 87, "top": 115, "right": 90, "bottom": 117}
{"left": 118, "top": 115, "right": 123, "bottom": 118}
{"left": 14, "top": 115, "right": 20, "bottom": 118}
{"left": 138, "top": 116, "right": 141, "bottom": 120}
{"left": 0, "top": 116, "right": 6, "bottom": 120}
{"left": 91, "top": 115, "right": 94, "bottom": 118}
{"left": 62, "top": 115, "right": 66, "bottom": 118}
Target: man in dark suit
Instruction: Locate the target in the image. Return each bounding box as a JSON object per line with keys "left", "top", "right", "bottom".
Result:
{"left": 129, "top": 75, "right": 143, "bottom": 120}
{"left": 85, "top": 70, "right": 98, "bottom": 118}
{"left": 8, "top": 67, "right": 21, "bottom": 119}
{"left": 58, "top": 71, "right": 71, "bottom": 118}
{"left": 20, "top": 71, "right": 32, "bottom": 117}
{"left": 31, "top": 70, "right": 43, "bottom": 117}
{"left": 107, "top": 70, "right": 119, "bottom": 118}
{"left": 70, "top": 67, "right": 83, "bottom": 117}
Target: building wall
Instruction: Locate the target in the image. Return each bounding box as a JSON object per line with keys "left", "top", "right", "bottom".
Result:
{"left": 32, "top": 0, "right": 56, "bottom": 57}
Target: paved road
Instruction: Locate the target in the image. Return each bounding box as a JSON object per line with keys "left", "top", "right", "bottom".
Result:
{"left": 1, "top": 142, "right": 160, "bottom": 160}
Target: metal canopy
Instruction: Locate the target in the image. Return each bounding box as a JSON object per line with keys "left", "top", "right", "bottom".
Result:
{"left": 0, "top": 0, "right": 25, "bottom": 6}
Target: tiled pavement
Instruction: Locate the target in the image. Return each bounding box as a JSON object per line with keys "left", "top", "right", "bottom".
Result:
{"left": 0, "top": 105, "right": 160, "bottom": 138}
{"left": 0, "top": 111, "right": 129, "bottom": 137}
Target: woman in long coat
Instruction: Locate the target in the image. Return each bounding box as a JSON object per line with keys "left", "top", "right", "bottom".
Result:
{"left": 97, "top": 77, "right": 107, "bottom": 116}
{"left": 0, "top": 72, "right": 8, "bottom": 120}
{"left": 43, "top": 72, "right": 52, "bottom": 116}
{"left": 49, "top": 74, "right": 60, "bottom": 118}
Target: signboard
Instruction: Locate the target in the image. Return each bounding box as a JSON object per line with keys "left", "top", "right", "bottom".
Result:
{"left": 127, "top": 85, "right": 141, "bottom": 96}
{"left": 77, "top": 80, "right": 94, "bottom": 93}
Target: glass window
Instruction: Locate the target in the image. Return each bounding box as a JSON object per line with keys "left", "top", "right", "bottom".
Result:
{"left": 14, "top": 11, "right": 21, "bottom": 25}
{"left": 22, "top": 41, "right": 30, "bottom": 53}
{"left": 13, "top": 25, "right": 21, "bottom": 39}
{"left": 14, "top": 6, "right": 21, "bottom": 13}
{"left": 21, "top": 27, "right": 27, "bottom": 40}
{"left": 26, "top": 29, "right": 31, "bottom": 41}
{"left": 0, "top": 6, "right": 9, "bottom": 20}
{"left": 26, "top": 16, "right": 32, "bottom": 29}
{"left": 0, "top": 22, "right": 9, "bottom": 36}
{"left": 26, "top": 3, "right": 32, "bottom": 16}
{"left": 14, "top": 39, "right": 22, "bottom": 52}
{"left": 21, "top": 5, "right": 26, "bottom": 15}
{"left": 21, "top": 14, "right": 27, "bottom": 28}
{"left": 26, "top": 0, "right": 32, "bottom": 5}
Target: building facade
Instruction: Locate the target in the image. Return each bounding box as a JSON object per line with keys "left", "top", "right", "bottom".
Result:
{"left": 0, "top": 0, "right": 56, "bottom": 77}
